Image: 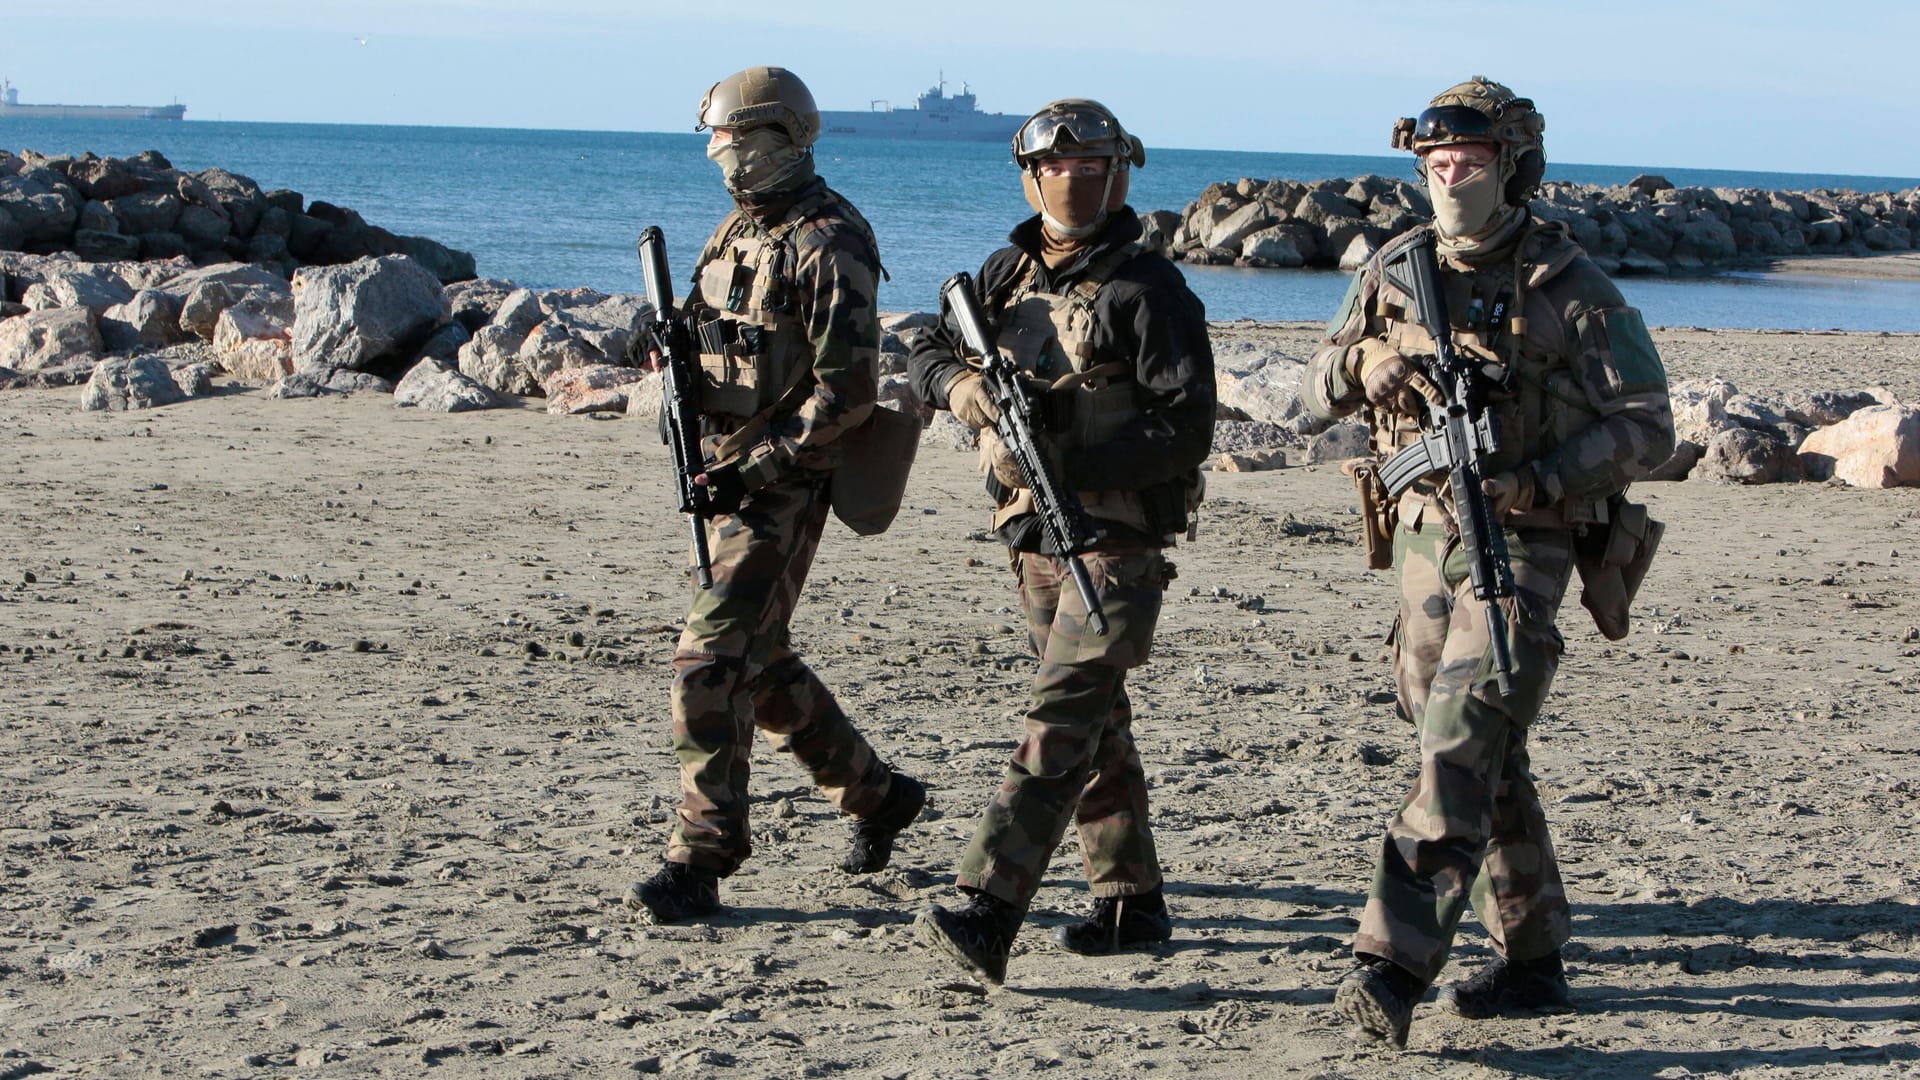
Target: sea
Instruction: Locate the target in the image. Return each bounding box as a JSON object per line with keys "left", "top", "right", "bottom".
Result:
{"left": 6, "top": 117, "right": 1920, "bottom": 332}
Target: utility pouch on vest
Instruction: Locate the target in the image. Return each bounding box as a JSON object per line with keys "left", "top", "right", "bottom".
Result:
{"left": 1346, "top": 459, "right": 1396, "bottom": 570}
{"left": 1576, "top": 496, "right": 1663, "bottom": 641}
{"left": 828, "top": 405, "right": 921, "bottom": 536}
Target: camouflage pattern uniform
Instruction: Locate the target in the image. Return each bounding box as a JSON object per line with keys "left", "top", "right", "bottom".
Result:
{"left": 909, "top": 210, "right": 1216, "bottom": 917}
{"left": 666, "top": 175, "right": 910, "bottom": 875}
{"left": 1304, "top": 221, "right": 1675, "bottom": 984}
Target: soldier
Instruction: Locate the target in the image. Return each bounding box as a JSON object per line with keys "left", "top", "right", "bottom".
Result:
{"left": 907, "top": 99, "right": 1216, "bottom": 984}
{"left": 1303, "top": 77, "right": 1675, "bottom": 1046}
{"left": 624, "top": 66, "right": 925, "bottom": 924}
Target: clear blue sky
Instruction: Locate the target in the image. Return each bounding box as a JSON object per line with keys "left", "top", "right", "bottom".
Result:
{"left": 5, "top": 1, "right": 1916, "bottom": 179}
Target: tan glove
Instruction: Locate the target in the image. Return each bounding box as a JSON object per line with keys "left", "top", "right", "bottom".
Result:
{"left": 1346, "top": 338, "right": 1443, "bottom": 416}
{"left": 1481, "top": 467, "right": 1537, "bottom": 518}
{"left": 980, "top": 428, "right": 1025, "bottom": 488}
{"left": 945, "top": 371, "right": 999, "bottom": 430}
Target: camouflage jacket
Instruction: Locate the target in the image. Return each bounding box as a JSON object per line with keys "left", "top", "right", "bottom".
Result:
{"left": 688, "top": 177, "right": 881, "bottom": 492}
{"left": 1304, "top": 221, "right": 1676, "bottom": 528}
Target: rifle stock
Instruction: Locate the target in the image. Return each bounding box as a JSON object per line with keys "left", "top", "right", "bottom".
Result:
{"left": 637, "top": 225, "right": 714, "bottom": 589}
{"left": 940, "top": 272, "right": 1109, "bottom": 636}
{"left": 1379, "top": 233, "right": 1516, "bottom": 694}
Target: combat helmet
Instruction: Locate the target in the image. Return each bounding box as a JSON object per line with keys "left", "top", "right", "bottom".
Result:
{"left": 696, "top": 66, "right": 821, "bottom": 148}
{"left": 1012, "top": 98, "right": 1146, "bottom": 170}
{"left": 1392, "top": 77, "right": 1546, "bottom": 206}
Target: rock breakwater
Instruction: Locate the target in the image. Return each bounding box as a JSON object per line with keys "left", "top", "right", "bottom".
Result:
{"left": 1153, "top": 174, "right": 1920, "bottom": 276}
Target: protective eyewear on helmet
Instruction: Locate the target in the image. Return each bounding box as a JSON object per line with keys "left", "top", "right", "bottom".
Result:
{"left": 1412, "top": 105, "right": 1496, "bottom": 143}
{"left": 1014, "top": 109, "right": 1122, "bottom": 161}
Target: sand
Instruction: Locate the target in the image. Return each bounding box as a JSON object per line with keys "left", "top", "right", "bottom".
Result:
{"left": 3, "top": 324, "right": 1919, "bottom": 1078}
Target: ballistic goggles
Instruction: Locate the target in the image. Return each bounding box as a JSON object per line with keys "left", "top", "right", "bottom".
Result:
{"left": 1012, "top": 104, "right": 1145, "bottom": 167}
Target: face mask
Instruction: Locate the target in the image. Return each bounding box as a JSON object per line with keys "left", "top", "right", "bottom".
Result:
{"left": 1428, "top": 159, "right": 1505, "bottom": 240}
{"left": 1022, "top": 165, "right": 1129, "bottom": 239}
{"left": 706, "top": 127, "right": 808, "bottom": 196}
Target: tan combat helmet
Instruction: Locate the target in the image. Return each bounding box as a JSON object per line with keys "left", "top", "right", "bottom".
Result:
{"left": 1392, "top": 77, "right": 1546, "bottom": 206}
{"left": 696, "top": 66, "right": 821, "bottom": 148}
{"left": 1012, "top": 98, "right": 1146, "bottom": 170}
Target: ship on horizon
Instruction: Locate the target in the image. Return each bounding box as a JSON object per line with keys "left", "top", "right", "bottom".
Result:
{"left": 0, "top": 79, "right": 186, "bottom": 121}
{"left": 819, "top": 76, "right": 1019, "bottom": 143}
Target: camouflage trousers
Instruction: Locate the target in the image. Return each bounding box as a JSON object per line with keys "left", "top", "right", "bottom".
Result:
{"left": 1354, "top": 522, "right": 1576, "bottom": 985}
{"left": 955, "top": 543, "right": 1170, "bottom": 915}
{"left": 665, "top": 476, "right": 899, "bottom": 876}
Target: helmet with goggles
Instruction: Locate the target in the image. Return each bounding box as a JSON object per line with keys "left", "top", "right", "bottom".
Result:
{"left": 1391, "top": 76, "right": 1545, "bottom": 206}
{"left": 1012, "top": 99, "right": 1146, "bottom": 170}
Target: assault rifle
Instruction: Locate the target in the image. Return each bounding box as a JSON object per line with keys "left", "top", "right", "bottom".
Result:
{"left": 637, "top": 225, "right": 713, "bottom": 589}
{"left": 940, "top": 271, "right": 1108, "bottom": 636}
{"left": 1375, "top": 232, "right": 1516, "bottom": 694}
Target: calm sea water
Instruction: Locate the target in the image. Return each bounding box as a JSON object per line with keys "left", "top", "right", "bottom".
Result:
{"left": 6, "top": 117, "right": 1920, "bottom": 331}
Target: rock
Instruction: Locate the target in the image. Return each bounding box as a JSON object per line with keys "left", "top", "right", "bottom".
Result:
{"left": 289, "top": 255, "right": 450, "bottom": 377}
{"left": 325, "top": 370, "right": 394, "bottom": 394}
{"left": 1217, "top": 448, "right": 1288, "bottom": 472}
{"left": 104, "top": 191, "right": 183, "bottom": 236}
{"left": 1335, "top": 233, "right": 1377, "bottom": 272}
{"left": 100, "top": 289, "right": 187, "bottom": 352}
{"left": 520, "top": 297, "right": 649, "bottom": 391}
{"left": 458, "top": 323, "right": 541, "bottom": 396}
{"left": 1217, "top": 361, "right": 1305, "bottom": 424}
{"left": 221, "top": 339, "right": 294, "bottom": 383}
{"left": 1292, "top": 190, "right": 1363, "bottom": 229}
{"left": 81, "top": 354, "right": 187, "bottom": 411}
{"left": 161, "top": 263, "right": 292, "bottom": 339}
{"left": 445, "top": 278, "right": 517, "bottom": 332}
{"left": 413, "top": 320, "right": 471, "bottom": 367}
{"left": 268, "top": 372, "right": 329, "bottom": 398}
{"left": 20, "top": 263, "right": 135, "bottom": 315}
{"left": 919, "top": 410, "right": 978, "bottom": 452}
{"left": 1240, "top": 226, "right": 1307, "bottom": 268}
{"left": 544, "top": 363, "right": 649, "bottom": 415}
{"left": 1627, "top": 174, "right": 1674, "bottom": 197}
{"left": 1796, "top": 405, "right": 1920, "bottom": 488}
{"left": 0, "top": 307, "right": 101, "bottom": 370}
{"left": 1306, "top": 423, "right": 1370, "bottom": 463}
{"left": 1643, "top": 440, "right": 1703, "bottom": 482}
{"left": 1136, "top": 209, "right": 1181, "bottom": 255}
{"left": 1695, "top": 427, "right": 1799, "bottom": 484}
{"left": 393, "top": 359, "right": 504, "bottom": 412}
{"left": 173, "top": 361, "right": 216, "bottom": 398}
{"left": 624, "top": 370, "right": 664, "bottom": 422}
{"left": 1785, "top": 389, "right": 1880, "bottom": 429}
{"left": 0, "top": 169, "right": 80, "bottom": 242}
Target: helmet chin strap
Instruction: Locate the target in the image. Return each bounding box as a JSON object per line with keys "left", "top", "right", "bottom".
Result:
{"left": 1033, "top": 160, "right": 1118, "bottom": 240}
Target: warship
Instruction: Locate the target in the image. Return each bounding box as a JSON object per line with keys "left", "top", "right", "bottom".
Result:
{"left": 819, "top": 77, "right": 1018, "bottom": 142}
{"left": 0, "top": 79, "right": 186, "bottom": 121}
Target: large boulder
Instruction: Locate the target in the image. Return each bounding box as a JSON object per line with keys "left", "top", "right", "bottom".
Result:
{"left": 80, "top": 354, "right": 187, "bottom": 411}
{"left": 99, "top": 289, "right": 187, "bottom": 352}
{"left": 19, "top": 263, "right": 135, "bottom": 315}
{"left": 0, "top": 168, "right": 80, "bottom": 243}
{"left": 1797, "top": 405, "right": 1920, "bottom": 488}
{"left": 0, "top": 307, "right": 101, "bottom": 371}
{"left": 159, "top": 262, "right": 292, "bottom": 339}
{"left": 393, "top": 358, "right": 503, "bottom": 412}
{"left": 1217, "top": 361, "right": 1305, "bottom": 425}
{"left": 213, "top": 292, "right": 296, "bottom": 382}
{"left": 544, "top": 363, "right": 649, "bottom": 415}
{"left": 104, "top": 191, "right": 183, "bottom": 236}
{"left": 1695, "top": 427, "right": 1799, "bottom": 484}
{"left": 289, "top": 255, "right": 449, "bottom": 377}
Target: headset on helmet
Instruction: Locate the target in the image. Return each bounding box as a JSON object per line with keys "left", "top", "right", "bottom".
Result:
{"left": 1391, "top": 76, "right": 1545, "bottom": 206}
{"left": 697, "top": 66, "right": 821, "bottom": 149}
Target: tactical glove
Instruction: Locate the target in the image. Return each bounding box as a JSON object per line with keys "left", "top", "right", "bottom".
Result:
{"left": 696, "top": 463, "right": 747, "bottom": 516}
{"left": 1481, "top": 466, "right": 1537, "bottom": 518}
{"left": 945, "top": 371, "right": 999, "bottom": 430}
{"left": 1347, "top": 338, "right": 1443, "bottom": 416}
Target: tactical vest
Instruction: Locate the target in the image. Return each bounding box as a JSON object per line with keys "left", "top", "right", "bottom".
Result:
{"left": 1368, "top": 224, "right": 1606, "bottom": 529}
{"left": 691, "top": 186, "right": 879, "bottom": 421}
{"left": 986, "top": 244, "right": 1203, "bottom": 542}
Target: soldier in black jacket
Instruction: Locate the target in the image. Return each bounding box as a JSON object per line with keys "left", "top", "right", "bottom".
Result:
{"left": 907, "top": 99, "right": 1216, "bottom": 984}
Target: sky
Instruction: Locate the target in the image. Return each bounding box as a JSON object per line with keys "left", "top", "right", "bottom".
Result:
{"left": 4, "top": 0, "right": 1917, "bottom": 180}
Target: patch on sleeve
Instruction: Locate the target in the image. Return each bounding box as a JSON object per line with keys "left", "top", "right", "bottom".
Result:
{"left": 1325, "top": 269, "right": 1367, "bottom": 339}
{"left": 1600, "top": 307, "right": 1666, "bottom": 391}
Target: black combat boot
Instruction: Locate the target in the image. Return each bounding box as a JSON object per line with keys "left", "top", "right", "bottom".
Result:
{"left": 1439, "top": 951, "right": 1572, "bottom": 1018}
{"left": 623, "top": 862, "right": 720, "bottom": 925}
{"left": 916, "top": 891, "right": 1020, "bottom": 985}
{"left": 840, "top": 773, "right": 927, "bottom": 874}
{"left": 1053, "top": 888, "right": 1172, "bottom": 955}
{"left": 1334, "top": 956, "right": 1426, "bottom": 1049}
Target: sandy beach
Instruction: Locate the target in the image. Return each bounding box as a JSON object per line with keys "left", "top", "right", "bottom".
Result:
{"left": 3, "top": 322, "right": 1919, "bottom": 1078}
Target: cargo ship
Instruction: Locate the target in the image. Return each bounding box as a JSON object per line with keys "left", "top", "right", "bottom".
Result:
{"left": 819, "top": 76, "right": 1019, "bottom": 142}
{"left": 0, "top": 79, "right": 186, "bottom": 121}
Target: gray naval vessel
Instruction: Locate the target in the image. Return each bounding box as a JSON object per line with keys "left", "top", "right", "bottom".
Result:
{"left": 819, "top": 77, "right": 1019, "bottom": 142}
{"left": 0, "top": 79, "right": 186, "bottom": 120}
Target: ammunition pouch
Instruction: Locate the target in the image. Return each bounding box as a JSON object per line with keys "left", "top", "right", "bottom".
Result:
{"left": 827, "top": 405, "right": 922, "bottom": 536}
{"left": 1575, "top": 495, "right": 1663, "bottom": 640}
{"left": 1347, "top": 459, "right": 1397, "bottom": 570}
